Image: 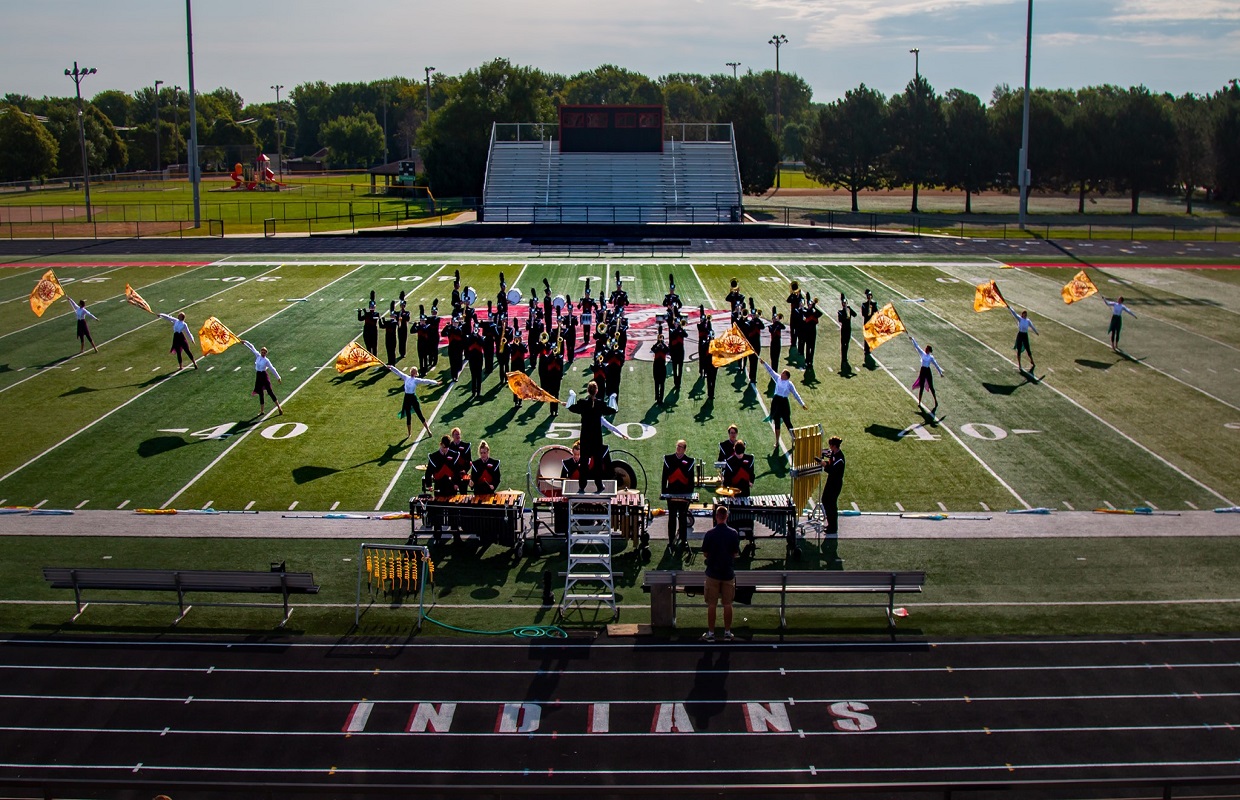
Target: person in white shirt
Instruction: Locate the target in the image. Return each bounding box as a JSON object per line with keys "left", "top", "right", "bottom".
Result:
{"left": 241, "top": 340, "right": 283, "bottom": 416}
{"left": 158, "top": 312, "right": 198, "bottom": 370}
{"left": 1008, "top": 306, "right": 1039, "bottom": 373}
{"left": 909, "top": 336, "right": 944, "bottom": 410}
{"left": 387, "top": 364, "right": 441, "bottom": 438}
{"left": 67, "top": 298, "right": 98, "bottom": 354}
{"left": 1102, "top": 295, "right": 1137, "bottom": 352}
{"left": 760, "top": 359, "right": 807, "bottom": 451}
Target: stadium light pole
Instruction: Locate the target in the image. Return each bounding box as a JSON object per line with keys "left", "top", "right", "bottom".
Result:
{"left": 424, "top": 66, "right": 435, "bottom": 127}
{"left": 171, "top": 85, "right": 181, "bottom": 167}
{"left": 909, "top": 48, "right": 919, "bottom": 81}
{"left": 726, "top": 61, "right": 740, "bottom": 80}
{"left": 154, "top": 79, "right": 164, "bottom": 176}
{"left": 909, "top": 49, "right": 920, "bottom": 212}
{"left": 1018, "top": 0, "right": 1033, "bottom": 229}
{"left": 64, "top": 62, "right": 97, "bottom": 223}
{"left": 271, "top": 83, "right": 284, "bottom": 180}
{"left": 186, "top": 0, "right": 201, "bottom": 227}
{"left": 769, "top": 34, "right": 788, "bottom": 189}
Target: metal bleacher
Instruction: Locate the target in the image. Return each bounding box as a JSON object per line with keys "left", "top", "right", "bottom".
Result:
{"left": 482, "top": 123, "right": 743, "bottom": 224}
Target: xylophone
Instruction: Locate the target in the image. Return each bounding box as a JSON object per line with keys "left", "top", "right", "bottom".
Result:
{"left": 532, "top": 491, "right": 650, "bottom": 553}
{"left": 717, "top": 493, "right": 797, "bottom": 553}
{"left": 410, "top": 491, "right": 526, "bottom": 552}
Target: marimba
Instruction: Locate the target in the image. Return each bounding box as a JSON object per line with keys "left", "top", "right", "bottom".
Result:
{"left": 410, "top": 491, "right": 526, "bottom": 552}
{"left": 531, "top": 491, "right": 650, "bottom": 554}
{"left": 717, "top": 493, "right": 797, "bottom": 554}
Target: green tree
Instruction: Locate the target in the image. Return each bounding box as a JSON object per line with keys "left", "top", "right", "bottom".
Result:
{"left": 44, "top": 101, "right": 127, "bottom": 176}
{"left": 1061, "top": 87, "right": 1117, "bottom": 212}
{"left": 803, "top": 84, "right": 888, "bottom": 212}
{"left": 320, "top": 112, "right": 385, "bottom": 168}
{"left": 1172, "top": 93, "right": 1215, "bottom": 213}
{"left": 1111, "top": 86, "right": 1177, "bottom": 213}
{"left": 421, "top": 59, "right": 555, "bottom": 197}
{"left": 887, "top": 76, "right": 945, "bottom": 212}
{"left": 1210, "top": 81, "right": 1240, "bottom": 203}
{"left": 662, "top": 79, "right": 716, "bottom": 124}
{"left": 0, "top": 106, "right": 58, "bottom": 180}
{"left": 988, "top": 86, "right": 1068, "bottom": 195}
{"left": 209, "top": 88, "right": 245, "bottom": 120}
{"left": 737, "top": 70, "right": 813, "bottom": 138}
{"left": 941, "top": 89, "right": 996, "bottom": 213}
{"left": 92, "top": 90, "right": 135, "bottom": 128}
{"left": 563, "top": 65, "right": 662, "bottom": 106}
{"left": 290, "top": 81, "right": 333, "bottom": 157}
{"left": 719, "top": 88, "right": 777, "bottom": 195}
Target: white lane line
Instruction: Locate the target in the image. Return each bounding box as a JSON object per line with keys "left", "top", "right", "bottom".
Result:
{"left": 895, "top": 502, "right": 905, "bottom": 512}
{"left": 163, "top": 264, "right": 436, "bottom": 508}
{"left": 288, "top": 501, "right": 298, "bottom": 511}
{"left": 1185, "top": 500, "right": 1198, "bottom": 509}
{"left": 117, "top": 500, "right": 130, "bottom": 509}
{"left": 330, "top": 501, "right": 340, "bottom": 511}
{"left": 74, "top": 500, "right": 88, "bottom": 509}
{"left": 244, "top": 501, "right": 255, "bottom": 511}
{"left": 1062, "top": 501, "right": 1074, "bottom": 510}
{"left": 855, "top": 264, "right": 1233, "bottom": 507}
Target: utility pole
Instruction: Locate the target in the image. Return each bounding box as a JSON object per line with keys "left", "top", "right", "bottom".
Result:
{"left": 768, "top": 34, "right": 788, "bottom": 189}
{"left": 1018, "top": 0, "right": 1034, "bottom": 229}
{"left": 424, "top": 66, "right": 435, "bottom": 128}
{"left": 186, "top": 0, "right": 201, "bottom": 227}
{"left": 154, "top": 79, "right": 164, "bottom": 176}
{"left": 726, "top": 61, "right": 740, "bottom": 80}
{"left": 271, "top": 83, "right": 284, "bottom": 180}
{"left": 64, "top": 61, "right": 97, "bottom": 223}
{"left": 171, "top": 85, "right": 181, "bottom": 166}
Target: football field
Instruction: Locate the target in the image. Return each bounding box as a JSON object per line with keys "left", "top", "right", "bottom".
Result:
{"left": 2, "top": 254, "right": 1238, "bottom": 515}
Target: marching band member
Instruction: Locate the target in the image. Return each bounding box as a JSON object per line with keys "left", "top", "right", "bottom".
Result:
{"left": 590, "top": 351, "right": 609, "bottom": 398}
{"left": 445, "top": 314, "right": 465, "bottom": 381}
{"left": 696, "top": 306, "right": 712, "bottom": 376}
{"left": 720, "top": 440, "right": 755, "bottom": 496}
{"left": 742, "top": 303, "right": 764, "bottom": 383}
{"left": 448, "top": 427, "right": 472, "bottom": 493}
{"left": 450, "top": 270, "right": 463, "bottom": 317}
{"left": 669, "top": 313, "right": 687, "bottom": 391}
{"left": 470, "top": 440, "right": 501, "bottom": 495}
{"left": 496, "top": 272, "right": 510, "bottom": 318}
{"left": 481, "top": 302, "right": 500, "bottom": 374}
{"left": 651, "top": 330, "right": 669, "bottom": 405}
{"left": 579, "top": 281, "right": 597, "bottom": 350}
{"left": 701, "top": 324, "right": 718, "bottom": 400}
{"left": 425, "top": 435, "right": 462, "bottom": 541}
{"left": 1008, "top": 305, "right": 1039, "bottom": 372}
{"left": 381, "top": 301, "right": 399, "bottom": 365}
{"left": 563, "top": 297, "right": 578, "bottom": 364}
{"left": 661, "top": 439, "right": 695, "bottom": 546}
{"left": 542, "top": 280, "right": 555, "bottom": 328}
{"left": 663, "top": 275, "right": 683, "bottom": 319}
{"left": 428, "top": 300, "right": 442, "bottom": 367}
{"left": 801, "top": 295, "right": 822, "bottom": 367}
{"left": 819, "top": 435, "right": 846, "bottom": 535}
{"left": 539, "top": 336, "right": 565, "bottom": 418}
{"left": 465, "top": 321, "right": 486, "bottom": 400}
{"left": 909, "top": 335, "right": 945, "bottom": 411}
{"left": 860, "top": 289, "right": 878, "bottom": 362}
{"left": 67, "top": 297, "right": 98, "bottom": 354}
{"left": 567, "top": 381, "right": 626, "bottom": 493}
{"left": 357, "top": 292, "right": 381, "bottom": 356}
{"left": 838, "top": 294, "right": 857, "bottom": 374}
{"left": 241, "top": 340, "right": 283, "bottom": 416}
{"left": 396, "top": 293, "right": 412, "bottom": 361}
{"left": 768, "top": 309, "right": 785, "bottom": 368}
{"left": 497, "top": 319, "right": 512, "bottom": 376}
{"left": 786, "top": 280, "right": 804, "bottom": 354}
{"left": 725, "top": 279, "right": 745, "bottom": 319}
{"left": 718, "top": 424, "right": 740, "bottom": 462}
{"left": 386, "top": 364, "right": 440, "bottom": 438}
{"left": 603, "top": 337, "right": 625, "bottom": 401}
{"left": 608, "top": 271, "right": 629, "bottom": 311}
{"left": 158, "top": 311, "right": 198, "bottom": 371}
{"left": 560, "top": 441, "right": 584, "bottom": 485}
{"left": 416, "top": 304, "right": 438, "bottom": 374}
{"left": 761, "top": 359, "right": 807, "bottom": 451}
{"left": 1102, "top": 295, "right": 1137, "bottom": 352}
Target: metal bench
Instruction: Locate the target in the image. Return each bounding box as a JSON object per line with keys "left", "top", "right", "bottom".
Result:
{"left": 642, "top": 569, "right": 925, "bottom": 629}
{"left": 42, "top": 566, "right": 320, "bottom": 626}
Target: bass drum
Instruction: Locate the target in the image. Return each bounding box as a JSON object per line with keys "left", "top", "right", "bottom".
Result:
{"left": 611, "top": 459, "right": 638, "bottom": 492}
{"left": 537, "top": 445, "right": 572, "bottom": 497}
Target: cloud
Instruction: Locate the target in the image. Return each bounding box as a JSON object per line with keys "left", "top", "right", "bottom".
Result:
{"left": 744, "top": 0, "right": 1014, "bottom": 45}
{"left": 1112, "top": 0, "right": 1240, "bottom": 23}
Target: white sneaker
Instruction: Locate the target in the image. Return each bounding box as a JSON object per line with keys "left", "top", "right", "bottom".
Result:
{"left": 700, "top": 631, "right": 715, "bottom": 642}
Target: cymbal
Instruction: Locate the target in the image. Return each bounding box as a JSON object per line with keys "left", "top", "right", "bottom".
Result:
{"left": 414, "top": 464, "right": 428, "bottom": 471}
{"left": 715, "top": 487, "right": 740, "bottom": 497}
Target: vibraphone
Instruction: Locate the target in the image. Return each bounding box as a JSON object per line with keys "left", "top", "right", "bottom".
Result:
{"left": 532, "top": 490, "right": 650, "bottom": 554}
{"left": 410, "top": 491, "right": 526, "bottom": 552}
{"left": 718, "top": 494, "right": 797, "bottom": 554}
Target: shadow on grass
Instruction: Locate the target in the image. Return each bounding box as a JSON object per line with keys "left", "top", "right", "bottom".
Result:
{"left": 1076, "top": 358, "right": 1114, "bottom": 370}
{"left": 60, "top": 385, "right": 98, "bottom": 397}
{"left": 865, "top": 423, "right": 906, "bottom": 442}
{"left": 351, "top": 441, "right": 413, "bottom": 470}
{"left": 331, "top": 367, "right": 388, "bottom": 388}
{"left": 694, "top": 397, "right": 715, "bottom": 423}
{"left": 292, "top": 465, "right": 342, "bottom": 485}
{"left": 0, "top": 363, "right": 11, "bottom": 374}
{"left": 137, "top": 435, "right": 192, "bottom": 458}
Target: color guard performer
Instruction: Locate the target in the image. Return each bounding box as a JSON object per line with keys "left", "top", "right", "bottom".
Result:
{"left": 1008, "top": 305, "right": 1039, "bottom": 372}
{"left": 470, "top": 440, "right": 501, "bottom": 495}
{"left": 661, "top": 439, "right": 695, "bottom": 547}
{"left": 761, "top": 359, "right": 807, "bottom": 451}
{"left": 720, "top": 440, "right": 755, "bottom": 496}
{"left": 1102, "top": 295, "right": 1137, "bottom": 352}
{"left": 158, "top": 311, "right": 198, "bottom": 370}
{"left": 909, "top": 336, "right": 944, "bottom": 411}
{"left": 67, "top": 297, "right": 98, "bottom": 354}
{"left": 241, "top": 340, "right": 283, "bottom": 416}
{"left": 386, "top": 364, "right": 440, "bottom": 438}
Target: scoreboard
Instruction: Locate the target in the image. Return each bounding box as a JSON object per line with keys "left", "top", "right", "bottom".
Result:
{"left": 558, "top": 105, "right": 664, "bottom": 154}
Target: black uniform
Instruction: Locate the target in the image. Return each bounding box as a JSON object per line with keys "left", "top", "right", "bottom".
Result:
{"left": 445, "top": 320, "right": 465, "bottom": 381}
{"left": 787, "top": 291, "right": 803, "bottom": 352}
{"left": 465, "top": 328, "right": 485, "bottom": 399}
{"left": 718, "top": 439, "right": 737, "bottom": 463}
{"left": 721, "top": 452, "right": 756, "bottom": 497}
{"left": 567, "top": 394, "right": 613, "bottom": 493}
{"left": 651, "top": 339, "right": 669, "bottom": 404}
{"left": 396, "top": 305, "right": 411, "bottom": 360}
{"left": 358, "top": 305, "right": 381, "bottom": 357}
{"left": 821, "top": 448, "right": 846, "bottom": 534}
{"left": 481, "top": 317, "right": 499, "bottom": 373}
{"left": 838, "top": 304, "right": 858, "bottom": 372}
{"left": 696, "top": 316, "right": 712, "bottom": 376}
{"left": 448, "top": 439, "right": 472, "bottom": 494}
{"left": 768, "top": 317, "right": 786, "bottom": 367}
{"left": 563, "top": 312, "right": 578, "bottom": 364}
{"left": 541, "top": 348, "right": 564, "bottom": 417}
{"left": 603, "top": 347, "right": 624, "bottom": 400}
{"left": 802, "top": 304, "right": 821, "bottom": 366}
{"left": 426, "top": 448, "right": 461, "bottom": 498}
{"left": 743, "top": 313, "right": 764, "bottom": 383}
{"left": 381, "top": 314, "right": 399, "bottom": 365}
{"left": 669, "top": 322, "right": 686, "bottom": 390}
{"left": 661, "top": 451, "right": 696, "bottom": 545}
{"left": 579, "top": 296, "right": 597, "bottom": 349}
{"left": 471, "top": 457, "right": 501, "bottom": 495}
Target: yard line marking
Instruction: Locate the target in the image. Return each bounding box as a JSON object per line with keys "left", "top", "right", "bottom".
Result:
{"left": 74, "top": 500, "right": 88, "bottom": 509}
{"left": 851, "top": 502, "right": 859, "bottom": 512}
{"left": 688, "top": 263, "right": 716, "bottom": 308}
{"left": 1185, "top": 500, "right": 1198, "bottom": 509}
{"left": 164, "top": 264, "right": 435, "bottom": 509}
{"left": 117, "top": 500, "right": 129, "bottom": 509}
{"left": 0, "top": 262, "right": 275, "bottom": 396}
{"left": 937, "top": 502, "right": 948, "bottom": 512}
{"left": 1143, "top": 500, "right": 1158, "bottom": 510}
{"left": 288, "top": 501, "right": 298, "bottom": 511}
{"left": 330, "top": 501, "right": 340, "bottom": 511}
{"left": 202, "top": 501, "right": 213, "bottom": 510}
{"left": 855, "top": 264, "right": 1234, "bottom": 506}
{"left": 895, "top": 502, "right": 905, "bottom": 512}
{"left": 33, "top": 500, "right": 46, "bottom": 508}
{"left": 979, "top": 502, "right": 990, "bottom": 511}
{"left": 1062, "top": 500, "right": 1074, "bottom": 510}
{"left": 244, "top": 501, "right": 255, "bottom": 511}
{"left": 1103, "top": 500, "right": 1116, "bottom": 509}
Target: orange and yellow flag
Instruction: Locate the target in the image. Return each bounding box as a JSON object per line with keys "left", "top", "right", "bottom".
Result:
{"left": 862, "top": 303, "right": 906, "bottom": 352}
{"left": 125, "top": 283, "right": 154, "bottom": 314}
{"left": 506, "top": 370, "right": 561, "bottom": 403}
{"left": 198, "top": 316, "right": 241, "bottom": 356}
{"left": 973, "top": 280, "right": 1007, "bottom": 312}
{"left": 29, "top": 270, "right": 64, "bottom": 317}
{"left": 335, "top": 341, "right": 383, "bottom": 374}
{"left": 1061, "top": 270, "right": 1098, "bottom": 304}
{"left": 709, "top": 323, "right": 757, "bottom": 367}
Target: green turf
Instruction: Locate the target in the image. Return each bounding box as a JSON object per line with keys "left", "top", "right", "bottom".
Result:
{"left": 4, "top": 535, "right": 1237, "bottom": 637}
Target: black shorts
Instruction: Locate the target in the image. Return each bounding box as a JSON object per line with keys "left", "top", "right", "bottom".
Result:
{"left": 1014, "top": 331, "right": 1032, "bottom": 355}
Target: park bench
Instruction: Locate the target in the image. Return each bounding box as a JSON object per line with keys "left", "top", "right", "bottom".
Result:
{"left": 642, "top": 569, "right": 925, "bottom": 630}
{"left": 42, "top": 566, "right": 319, "bottom": 627}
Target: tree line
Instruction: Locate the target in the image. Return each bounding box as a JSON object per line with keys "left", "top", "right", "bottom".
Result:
{"left": 2, "top": 60, "right": 1237, "bottom": 212}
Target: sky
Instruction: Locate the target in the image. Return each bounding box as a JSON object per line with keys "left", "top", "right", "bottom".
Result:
{"left": 2, "top": 0, "right": 1237, "bottom": 108}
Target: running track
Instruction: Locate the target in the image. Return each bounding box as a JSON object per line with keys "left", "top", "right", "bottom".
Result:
{"left": 0, "top": 635, "right": 1237, "bottom": 796}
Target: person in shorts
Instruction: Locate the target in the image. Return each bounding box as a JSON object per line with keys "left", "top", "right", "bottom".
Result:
{"left": 701, "top": 505, "right": 741, "bottom": 642}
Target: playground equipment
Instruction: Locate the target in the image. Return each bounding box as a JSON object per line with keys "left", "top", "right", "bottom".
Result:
{"left": 229, "top": 153, "right": 284, "bottom": 191}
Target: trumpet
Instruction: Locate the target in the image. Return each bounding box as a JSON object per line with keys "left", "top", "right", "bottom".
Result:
{"left": 539, "top": 331, "right": 550, "bottom": 345}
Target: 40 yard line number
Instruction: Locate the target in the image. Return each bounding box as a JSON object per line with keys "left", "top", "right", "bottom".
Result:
{"left": 182, "top": 422, "right": 308, "bottom": 441}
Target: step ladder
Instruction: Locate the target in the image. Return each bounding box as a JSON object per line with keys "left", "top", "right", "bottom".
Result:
{"left": 559, "top": 480, "right": 618, "bottom": 620}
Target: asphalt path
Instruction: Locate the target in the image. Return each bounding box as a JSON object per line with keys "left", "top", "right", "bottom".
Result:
{"left": 0, "top": 635, "right": 1237, "bottom": 798}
